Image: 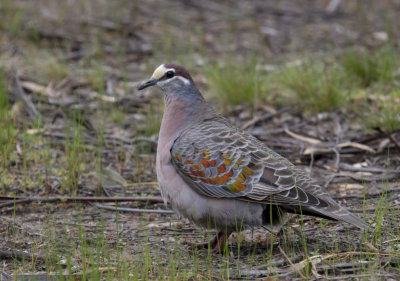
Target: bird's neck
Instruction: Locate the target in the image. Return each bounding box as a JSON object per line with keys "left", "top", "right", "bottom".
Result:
{"left": 158, "top": 92, "right": 214, "bottom": 151}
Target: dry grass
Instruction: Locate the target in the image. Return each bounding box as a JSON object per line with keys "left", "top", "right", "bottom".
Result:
{"left": 0, "top": 0, "right": 400, "bottom": 280}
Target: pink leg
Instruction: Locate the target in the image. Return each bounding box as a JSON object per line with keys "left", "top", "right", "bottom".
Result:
{"left": 211, "top": 231, "right": 232, "bottom": 254}
{"left": 184, "top": 231, "right": 232, "bottom": 253}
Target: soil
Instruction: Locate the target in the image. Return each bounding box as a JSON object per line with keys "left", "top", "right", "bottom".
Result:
{"left": 1, "top": 0, "right": 400, "bottom": 280}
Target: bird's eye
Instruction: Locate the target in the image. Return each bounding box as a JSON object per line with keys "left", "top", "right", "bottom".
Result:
{"left": 165, "top": 71, "right": 175, "bottom": 78}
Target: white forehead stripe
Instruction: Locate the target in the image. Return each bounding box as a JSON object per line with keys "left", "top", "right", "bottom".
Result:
{"left": 176, "top": 76, "right": 190, "bottom": 85}
{"left": 151, "top": 64, "right": 190, "bottom": 85}
{"left": 151, "top": 64, "right": 174, "bottom": 80}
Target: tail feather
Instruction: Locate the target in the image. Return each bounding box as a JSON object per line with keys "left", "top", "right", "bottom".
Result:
{"left": 281, "top": 203, "right": 365, "bottom": 229}
{"left": 314, "top": 206, "right": 366, "bottom": 229}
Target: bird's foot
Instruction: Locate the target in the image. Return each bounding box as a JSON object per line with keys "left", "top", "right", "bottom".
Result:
{"left": 183, "top": 231, "right": 232, "bottom": 254}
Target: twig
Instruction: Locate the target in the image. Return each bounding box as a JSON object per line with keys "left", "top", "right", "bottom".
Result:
{"left": 316, "top": 260, "right": 369, "bottom": 272}
{"left": 0, "top": 196, "right": 164, "bottom": 209}
{"left": 244, "top": 268, "right": 292, "bottom": 278}
{"left": 385, "top": 131, "right": 400, "bottom": 153}
{"left": 284, "top": 128, "right": 322, "bottom": 145}
{"left": 299, "top": 147, "right": 376, "bottom": 159}
{"left": 351, "top": 205, "right": 400, "bottom": 213}
{"left": 339, "top": 163, "right": 394, "bottom": 174}
{"left": 37, "top": 131, "right": 157, "bottom": 146}
{"left": 308, "top": 150, "right": 314, "bottom": 176}
{"left": 103, "top": 134, "right": 157, "bottom": 144}
{"left": 285, "top": 128, "right": 376, "bottom": 154}
{"left": 325, "top": 0, "right": 341, "bottom": 14}
{"left": 324, "top": 174, "right": 337, "bottom": 188}
{"left": 14, "top": 74, "right": 40, "bottom": 121}
{"left": 0, "top": 198, "right": 57, "bottom": 209}
{"left": 315, "top": 273, "right": 399, "bottom": 280}
{"left": 358, "top": 128, "right": 400, "bottom": 144}
{"left": 240, "top": 106, "right": 294, "bottom": 130}
{"left": 332, "top": 187, "right": 400, "bottom": 200}
{"left": 0, "top": 249, "right": 46, "bottom": 263}
{"left": 333, "top": 117, "right": 342, "bottom": 171}
{"left": 253, "top": 254, "right": 304, "bottom": 270}
{"left": 278, "top": 246, "right": 306, "bottom": 279}
{"left": 0, "top": 270, "right": 12, "bottom": 281}
{"left": 288, "top": 251, "right": 400, "bottom": 278}
{"left": 336, "top": 141, "right": 376, "bottom": 153}
{"left": 93, "top": 203, "right": 174, "bottom": 214}
{"left": 333, "top": 171, "right": 398, "bottom": 182}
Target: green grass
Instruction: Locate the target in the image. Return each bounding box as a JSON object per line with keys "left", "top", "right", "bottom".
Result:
{"left": 341, "top": 46, "right": 399, "bottom": 88}
{"left": 361, "top": 89, "right": 400, "bottom": 132}
{"left": 85, "top": 60, "right": 106, "bottom": 94}
{"left": 0, "top": 0, "right": 399, "bottom": 278}
{"left": 204, "top": 57, "right": 266, "bottom": 107}
{"left": 142, "top": 103, "right": 162, "bottom": 137}
{"left": 278, "top": 61, "right": 350, "bottom": 113}
{"left": 31, "top": 212, "right": 232, "bottom": 280}
{"left": 203, "top": 47, "right": 399, "bottom": 118}
{"left": 3, "top": 175, "right": 399, "bottom": 280}
{"left": 109, "top": 107, "right": 126, "bottom": 124}
{"left": 63, "top": 118, "right": 85, "bottom": 194}
{"left": 0, "top": 69, "right": 16, "bottom": 171}
{"left": 0, "top": 1, "right": 23, "bottom": 36}
{"left": 26, "top": 49, "right": 70, "bottom": 83}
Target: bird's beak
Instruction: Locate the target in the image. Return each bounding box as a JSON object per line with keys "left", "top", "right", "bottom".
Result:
{"left": 138, "top": 78, "right": 157, "bottom": 90}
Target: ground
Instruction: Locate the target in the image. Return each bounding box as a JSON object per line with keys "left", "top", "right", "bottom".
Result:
{"left": 0, "top": 0, "right": 400, "bottom": 280}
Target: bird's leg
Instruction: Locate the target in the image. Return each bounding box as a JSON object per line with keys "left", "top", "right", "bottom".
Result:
{"left": 211, "top": 230, "right": 232, "bottom": 254}
{"left": 184, "top": 230, "right": 232, "bottom": 253}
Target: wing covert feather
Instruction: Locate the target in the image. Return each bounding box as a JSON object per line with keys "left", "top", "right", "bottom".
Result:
{"left": 171, "top": 118, "right": 324, "bottom": 204}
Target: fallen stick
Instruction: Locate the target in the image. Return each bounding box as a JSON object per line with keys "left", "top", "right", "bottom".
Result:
{"left": 384, "top": 130, "right": 400, "bottom": 153}
{"left": 241, "top": 106, "right": 294, "bottom": 130}
{"left": 278, "top": 246, "right": 306, "bottom": 279}
{"left": 351, "top": 205, "right": 400, "bottom": 213}
{"left": 14, "top": 74, "right": 40, "bottom": 121}
{"left": 332, "top": 187, "right": 400, "bottom": 200}
{"left": 358, "top": 128, "right": 400, "bottom": 144}
{"left": 0, "top": 195, "right": 164, "bottom": 209}
{"left": 0, "top": 249, "right": 47, "bottom": 263}
{"left": 93, "top": 203, "right": 174, "bottom": 214}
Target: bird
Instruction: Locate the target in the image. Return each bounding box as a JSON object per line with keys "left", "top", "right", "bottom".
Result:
{"left": 138, "top": 63, "right": 365, "bottom": 253}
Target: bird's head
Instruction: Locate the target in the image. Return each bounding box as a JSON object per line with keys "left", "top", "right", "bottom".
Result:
{"left": 138, "top": 63, "right": 195, "bottom": 93}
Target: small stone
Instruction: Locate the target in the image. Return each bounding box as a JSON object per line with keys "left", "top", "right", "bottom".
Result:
{"left": 373, "top": 31, "right": 388, "bottom": 41}
{"left": 239, "top": 111, "right": 251, "bottom": 120}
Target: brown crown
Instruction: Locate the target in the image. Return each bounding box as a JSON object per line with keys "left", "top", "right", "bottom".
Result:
{"left": 164, "top": 63, "right": 193, "bottom": 82}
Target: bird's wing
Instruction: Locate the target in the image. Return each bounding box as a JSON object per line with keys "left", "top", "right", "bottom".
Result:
{"left": 171, "top": 119, "right": 322, "bottom": 202}
{"left": 171, "top": 119, "right": 364, "bottom": 228}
